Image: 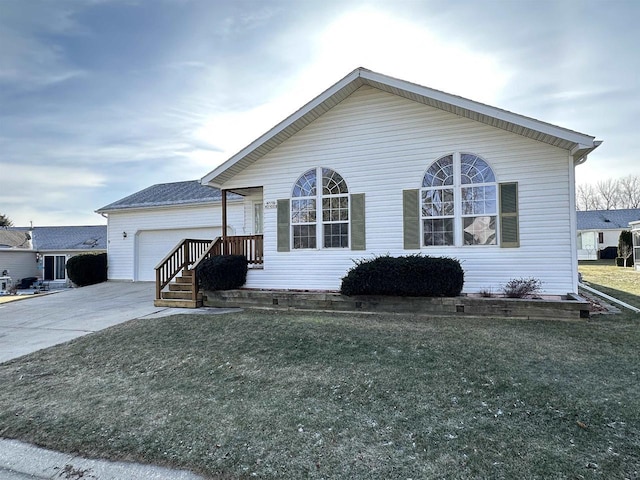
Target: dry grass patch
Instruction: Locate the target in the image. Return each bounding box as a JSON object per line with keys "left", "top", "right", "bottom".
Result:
{"left": 579, "top": 260, "right": 640, "bottom": 308}
{"left": 0, "top": 311, "right": 639, "bottom": 479}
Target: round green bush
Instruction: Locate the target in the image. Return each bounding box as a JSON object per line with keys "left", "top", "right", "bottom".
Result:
{"left": 66, "top": 253, "right": 107, "bottom": 287}
{"left": 196, "top": 255, "right": 248, "bottom": 291}
{"left": 340, "top": 254, "right": 464, "bottom": 297}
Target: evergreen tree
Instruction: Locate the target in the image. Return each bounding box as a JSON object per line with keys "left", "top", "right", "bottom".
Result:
{"left": 0, "top": 214, "right": 12, "bottom": 227}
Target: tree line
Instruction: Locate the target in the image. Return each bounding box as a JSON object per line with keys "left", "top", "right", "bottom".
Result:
{"left": 576, "top": 174, "right": 640, "bottom": 211}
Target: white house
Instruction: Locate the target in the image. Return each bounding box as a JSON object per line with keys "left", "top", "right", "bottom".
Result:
{"left": 197, "top": 68, "right": 601, "bottom": 295}
{"left": 0, "top": 226, "right": 106, "bottom": 288}
{"left": 96, "top": 181, "right": 246, "bottom": 282}
{"left": 576, "top": 209, "right": 640, "bottom": 260}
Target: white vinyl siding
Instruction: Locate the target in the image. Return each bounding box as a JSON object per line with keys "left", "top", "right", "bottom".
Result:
{"left": 0, "top": 251, "right": 38, "bottom": 283}
{"left": 105, "top": 202, "right": 245, "bottom": 281}
{"left": 219, "top": 85, "right": 576, "bottom": 294}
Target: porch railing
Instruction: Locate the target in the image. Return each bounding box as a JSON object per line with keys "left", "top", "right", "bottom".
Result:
{"left": 155, "top": 235, "right": 264, "bottom": 301}
{"left": 222, "top": 234, "right": 264, "bottom": 265}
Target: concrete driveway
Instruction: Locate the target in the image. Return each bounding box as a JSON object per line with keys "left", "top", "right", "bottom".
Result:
{"left": 0, "top": 282, "right": 232, "bottom": 364}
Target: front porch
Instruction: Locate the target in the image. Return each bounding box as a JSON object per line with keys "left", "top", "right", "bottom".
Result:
{"left": 154, "top": 235, "right": 263, "bottom": 308}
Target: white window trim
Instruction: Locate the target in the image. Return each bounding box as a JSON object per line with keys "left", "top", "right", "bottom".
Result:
{"left": 291, "top": 167, "right": 350, "bottom": 250}
{"left": 421, "top": 152, "right": 498, "bottom": 247}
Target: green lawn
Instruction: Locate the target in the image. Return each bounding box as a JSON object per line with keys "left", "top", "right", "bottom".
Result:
{"left": 579, "top": 260, "right": 640, "bottom": 309}
{"left": 1, "top": 310, "right": 639, "bottom": 479}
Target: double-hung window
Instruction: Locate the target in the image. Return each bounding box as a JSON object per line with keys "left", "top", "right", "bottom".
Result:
{"left": 421, "top": 153, "right": 497, "bottom": 246}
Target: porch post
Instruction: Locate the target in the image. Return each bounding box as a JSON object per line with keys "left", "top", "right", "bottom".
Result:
{"left": 221, "top": 189, "right": 228, "bottom": 255}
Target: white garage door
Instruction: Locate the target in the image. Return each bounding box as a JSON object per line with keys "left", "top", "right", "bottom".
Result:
{"left": 135, "top": 227, "right": 221, "bottom": 281}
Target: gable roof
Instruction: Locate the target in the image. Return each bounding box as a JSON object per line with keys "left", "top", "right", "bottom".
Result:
{"left": 8, "top": 226, "right": 107, "bottom": 251}
{"left": 0, "top": 229, "right": 31, "bottom": 249}
{"left": 201, "top": 67, "right": 601, "bottom": 188}
{"left": 577, "top": 209, "right": 640, "bottom": 231}
{"left": 96, "top": 180, "right": 240, "bottom": 213}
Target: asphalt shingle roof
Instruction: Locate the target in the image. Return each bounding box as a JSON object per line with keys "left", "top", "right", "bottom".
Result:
{"left": 97, "top": 180, "right": 239, "bottom": 212}
{"left": 0, "top": 230, "right": 31, "bottom": 248}
{"left": 577, "top": 209, "right": 640, "bottom": 230}
{"left": 9, "top": 226, "right": 107, "bottom": 251}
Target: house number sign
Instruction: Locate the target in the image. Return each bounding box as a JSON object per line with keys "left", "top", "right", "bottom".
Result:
{"left": 264, "top": 201, "right": 277, "bottom": 209}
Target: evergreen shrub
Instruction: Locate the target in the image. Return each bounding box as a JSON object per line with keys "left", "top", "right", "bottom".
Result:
{"left": 196, "top": 255, "right": 248, "bottom": 291}
{"left": 617, "top": 230, "right": 634, "bottom": 267}
{"left": 340, "top": 254, "right": 464, "bottom": 297}
{"left": 66, "top": 253, "right": 107, "bottom": 287}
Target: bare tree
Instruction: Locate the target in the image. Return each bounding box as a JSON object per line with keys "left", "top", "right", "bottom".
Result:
{"left": 618, "top": 174, "right": 640, "bottom": 209}
{"left": 595, "top": 178, "right": 620, "bottom": 210}
{"left": 576, "top": 183, "right": 601, "bottom": 211}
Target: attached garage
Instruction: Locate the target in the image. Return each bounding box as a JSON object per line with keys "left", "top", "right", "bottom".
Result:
{"left": 135, "top": 227, "right": 221, "bottom": 281}
{"left": 96, "top": 181, "right": 245, "bottom": 282}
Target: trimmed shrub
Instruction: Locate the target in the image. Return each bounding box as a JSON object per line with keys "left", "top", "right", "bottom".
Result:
{"left": 196, "top": 255, "right": 248, "bottom": 291}
{"left": 340, "top": 254, "right": 464, "bottom": 297}
{"left": 617, "top": 230, "right": 634, "bottom": 267}
{"left": 66, "top": 253, "right": 107, "bottom": 287}
{"left": 502, "top": 277, "right": 542, "bottom": 298}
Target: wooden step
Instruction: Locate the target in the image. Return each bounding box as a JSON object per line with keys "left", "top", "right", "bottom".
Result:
{"left": 176, "top": 276, "right": 192, "bottom": 284}
{"left": 169, "top": 283, "right": 193, "bottom": 292}
{"left": 154, "top": 298, "right": 202, "bottom": 308}
{"left": 162, "top": 291, "right": 202, "bottom": 300}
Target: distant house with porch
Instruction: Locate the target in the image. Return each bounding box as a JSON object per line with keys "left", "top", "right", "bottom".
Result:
{"left": 577, "top": 209, "right": 640, "bottom": 260}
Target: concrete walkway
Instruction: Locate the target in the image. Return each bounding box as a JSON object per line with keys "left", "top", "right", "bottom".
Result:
{"left": 0, "top": 281, "right": 238, "bottom": 479}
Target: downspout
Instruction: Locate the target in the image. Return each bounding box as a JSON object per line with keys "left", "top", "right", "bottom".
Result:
{"left": 568, "top": 153, "right": 580, "bottom": 293}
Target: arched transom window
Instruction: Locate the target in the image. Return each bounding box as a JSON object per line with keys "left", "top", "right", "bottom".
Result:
{"left": 422, "top": 153, "right": 497, "bottom": 246}
{"left": 291, "top": 167, "right": 349, "bottom": 249}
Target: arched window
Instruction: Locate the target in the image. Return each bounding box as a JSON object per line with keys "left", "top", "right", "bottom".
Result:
{"left": 422, "top": 153, "right": 497, "bottom": 246}
{"left": 291, "top": 167, "right": 349, "bottom": 249}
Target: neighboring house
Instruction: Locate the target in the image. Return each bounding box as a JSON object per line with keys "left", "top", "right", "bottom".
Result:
{"left": 0, "top": 226, "right": 106, "bottom": 287}
{"left": 576, "top": 209, "right": 640, "bottom": 260}
{"left": 194, "top": 67, "right": 601, "bottom": 295}
{"left": 96, "top": 181, "right": 245, "bottom": 281}
{"left": 0, "top": 230, "right": 35, "bottom": 285}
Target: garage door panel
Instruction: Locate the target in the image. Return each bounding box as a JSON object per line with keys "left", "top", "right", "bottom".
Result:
{"left": 136, "top": 228, "right": 221, "bottom": 281}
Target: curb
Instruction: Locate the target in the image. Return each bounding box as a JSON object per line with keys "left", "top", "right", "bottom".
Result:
{"left": 0, "top": 439, "right": 205, "bottom": 480}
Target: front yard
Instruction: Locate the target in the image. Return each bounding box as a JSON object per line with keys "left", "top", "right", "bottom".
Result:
{"left": 1, "top": 308, "right": 639, "bottom": 479}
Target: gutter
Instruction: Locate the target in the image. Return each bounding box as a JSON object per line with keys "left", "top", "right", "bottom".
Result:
{"left": 578, "top": 282, "right": 640, "bottom": 313}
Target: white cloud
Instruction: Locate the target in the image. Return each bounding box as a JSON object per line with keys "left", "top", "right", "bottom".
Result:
{"left": 299, "top": 7, "right": 512, "bottom": 105}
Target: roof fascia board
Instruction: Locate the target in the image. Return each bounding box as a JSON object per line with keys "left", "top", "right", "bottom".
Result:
{"left": 201, "top": 69, "right": 365, "bottom": 187}
{"left": 36, "top": 249, "right": 107, "bottom": 253}
{"left": 201, "top": 67, "right": 600, "bottom": 187}
{"left": 95, "top": 198, "right": 243, "bottom": 214}
{"left": 359, "top": 69, "right": 596, "bottom": 146}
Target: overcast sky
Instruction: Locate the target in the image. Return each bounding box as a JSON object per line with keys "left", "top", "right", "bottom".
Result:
{"left": 1, "top": 0, "right": 638, "bottom": 227}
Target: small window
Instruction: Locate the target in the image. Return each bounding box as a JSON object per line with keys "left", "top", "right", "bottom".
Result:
{"left": 598, "top": 232, "right": 604, "bottom": 244}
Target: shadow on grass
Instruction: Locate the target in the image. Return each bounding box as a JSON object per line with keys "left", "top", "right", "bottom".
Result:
{"left": 586, "top": 282, "right": 640, "bottom": 311}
